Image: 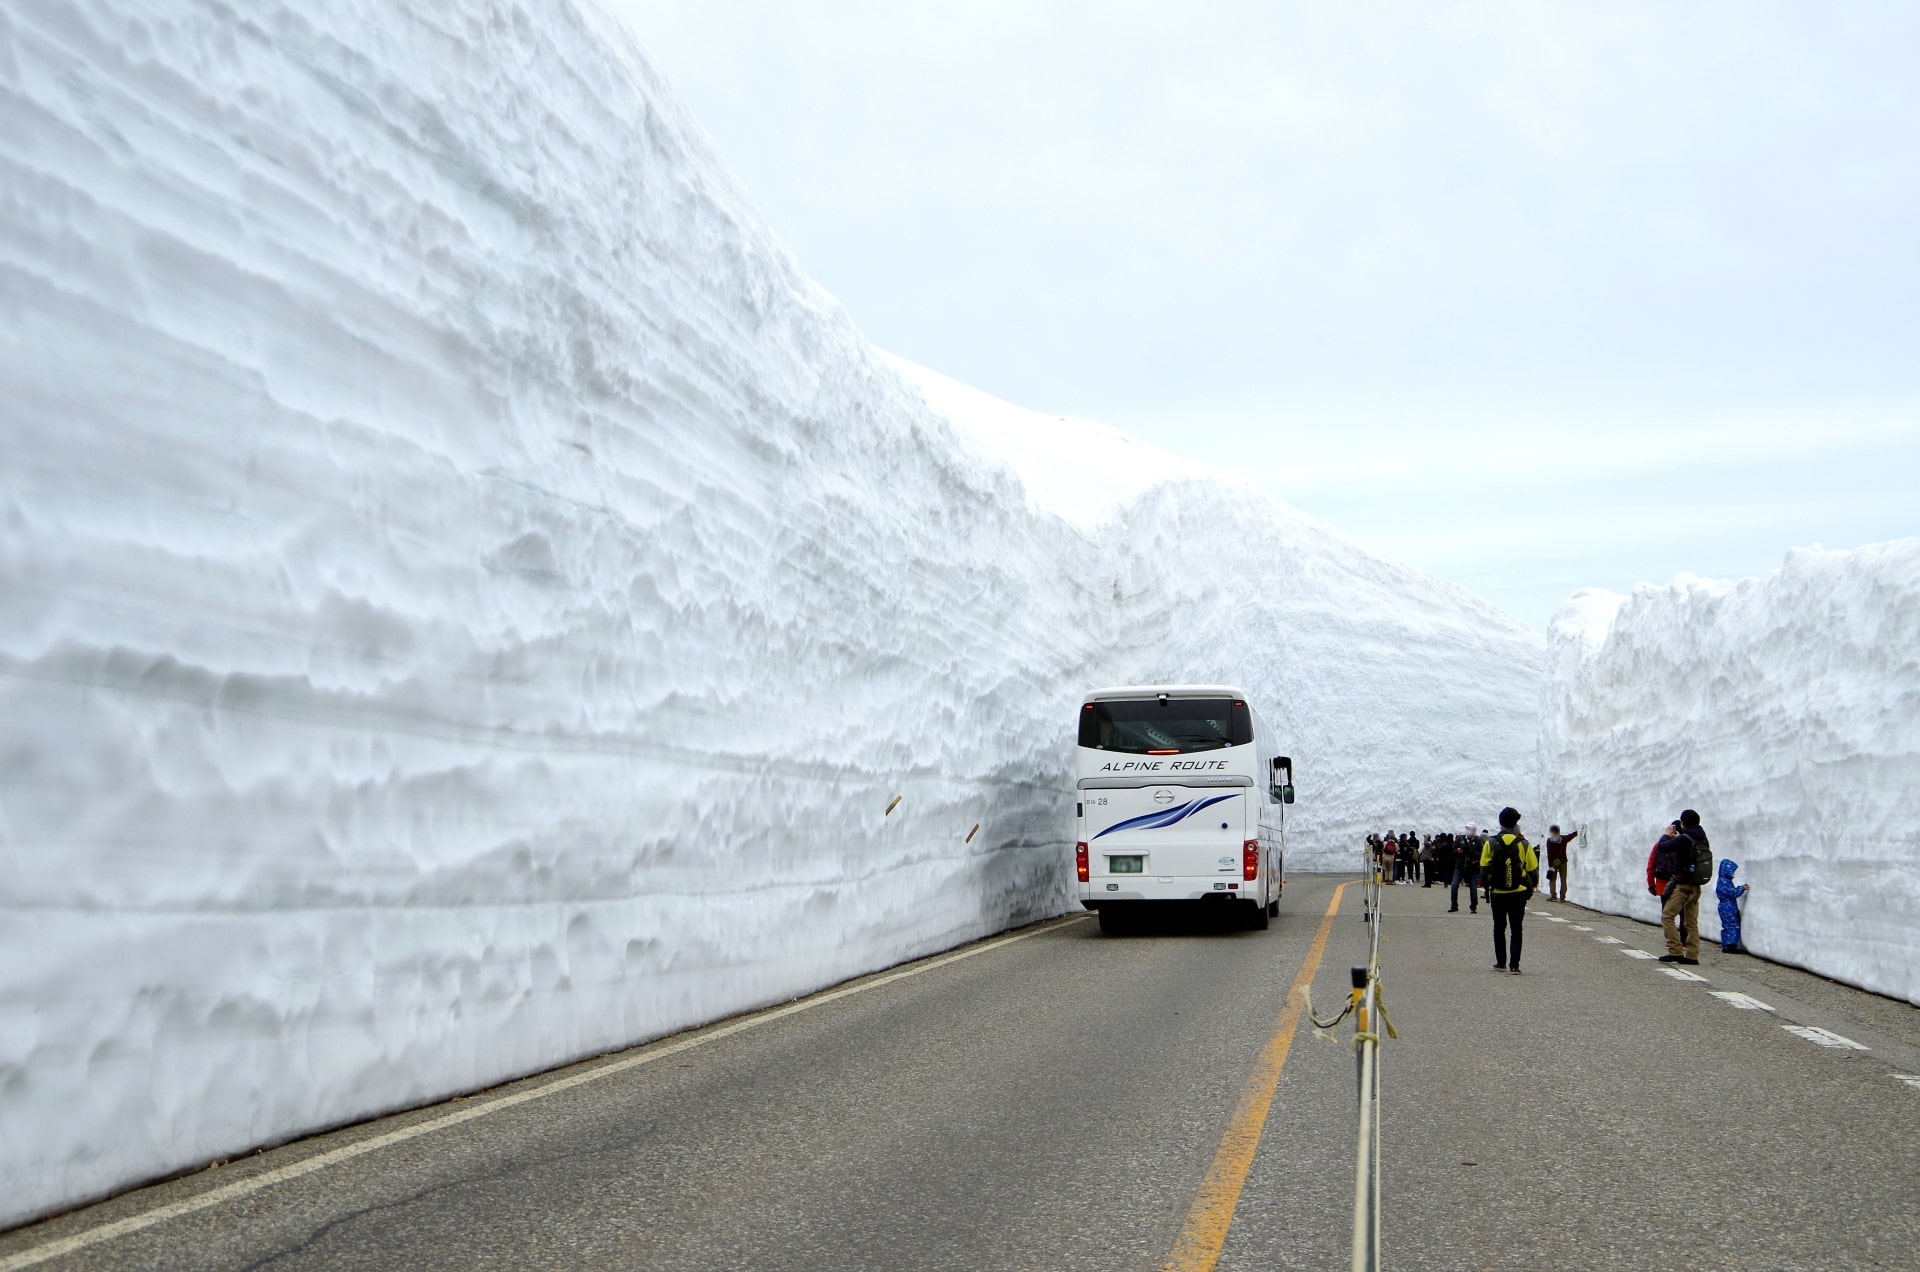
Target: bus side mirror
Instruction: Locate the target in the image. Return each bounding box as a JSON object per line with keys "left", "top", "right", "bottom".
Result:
{"left": 1271, "top": 756, "right": 1294, "bottom": 803}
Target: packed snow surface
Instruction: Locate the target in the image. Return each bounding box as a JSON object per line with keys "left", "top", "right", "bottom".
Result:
{"left": 1539, "top": 542, "right": 1920, "bottom": 1005}
{"left": 0, "top": 0, "right": 1544, "bottom": 1224}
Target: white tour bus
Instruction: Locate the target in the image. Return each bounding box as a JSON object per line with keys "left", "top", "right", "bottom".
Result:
{"left": 1075, "top": 684, "right": 1295, "bottom": 934}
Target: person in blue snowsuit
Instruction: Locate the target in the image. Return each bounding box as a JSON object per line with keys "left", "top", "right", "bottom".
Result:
{"left": 1716, "top": 858, "right": 1750, "bottom": 953}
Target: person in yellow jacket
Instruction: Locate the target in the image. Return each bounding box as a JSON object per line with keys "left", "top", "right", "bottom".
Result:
{"left": 1480, "top": 807, "right": 1539, "bottom": 975}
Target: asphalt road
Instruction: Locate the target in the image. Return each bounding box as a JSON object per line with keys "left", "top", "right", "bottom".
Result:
{"left": 5, "top": 876, "right": 1918, "bottom": 1271}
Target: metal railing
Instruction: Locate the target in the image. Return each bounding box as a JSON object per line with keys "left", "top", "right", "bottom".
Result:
{"left": 1310, "top": 850, "right": 1396, "bottom": 1271}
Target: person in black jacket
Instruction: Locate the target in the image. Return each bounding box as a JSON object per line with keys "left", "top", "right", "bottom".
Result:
{"left": 1449, "top": 829, "right": 1480, "bottom": 913}
{"left": 1427, "top": 834, "right": 1454, "bottom": 888}
{"left": 1654, "top": 812, "right": 1704, "bottom": 964}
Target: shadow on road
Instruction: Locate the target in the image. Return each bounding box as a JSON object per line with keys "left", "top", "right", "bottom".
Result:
{"left": 1080, "top": 900, "right": 1272, "bottom": 937}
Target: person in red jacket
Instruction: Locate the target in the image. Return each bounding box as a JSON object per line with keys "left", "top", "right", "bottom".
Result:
{"left": 1647, "top": 833, "right": 1690, "bottom": 951}
{"left": 1652, "top": 817, "right": 1702, "bottom": 962}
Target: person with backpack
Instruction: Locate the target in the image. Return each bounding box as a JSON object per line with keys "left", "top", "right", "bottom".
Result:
{"left": 1653, "top": 810, "right": 1708, "bottom": 964}
{"left": 1479, "top": 807, "right": 1538, "bottom": 974}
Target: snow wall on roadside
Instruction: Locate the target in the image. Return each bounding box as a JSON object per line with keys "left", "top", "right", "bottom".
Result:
{"left": 0, "top": 0, "right": 1542, "bottom": 1226}
{"left": 1539, "top": 541, "right": 1920, "bottom": 1006}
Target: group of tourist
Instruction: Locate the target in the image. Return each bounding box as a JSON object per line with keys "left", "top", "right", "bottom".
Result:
{"left": 1646, "top": 809, "right": 1751, "bottom": 962}
{"left": 1366, "top": 825, "right": 1579, "bottom": 899}
{"left": 1364, "top": 810, "right": 1752, "bottom": 975}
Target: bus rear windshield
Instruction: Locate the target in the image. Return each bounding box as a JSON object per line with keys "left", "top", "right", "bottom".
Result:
{"left": 1078, "top": 698, "right": 1252, "bottom": 754}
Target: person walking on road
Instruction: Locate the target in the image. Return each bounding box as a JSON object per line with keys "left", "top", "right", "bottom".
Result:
{"left": 1544, "top": 824, "right": 1578, "bottom": 901}
{"left": 1653, "top": 813, "right": 1703, "bottom": 964}
{"left": 1481, "top": 807, "right": 1538, "bottom": 974}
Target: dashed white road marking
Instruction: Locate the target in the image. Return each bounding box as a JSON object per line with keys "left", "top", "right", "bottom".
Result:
{"left": 1710, "top": 991, "right": 1775, "bottom": 1011}
{"left": 1659, "top": 967, "right": 1710, "bottom": 982}
{"left": 1894, "top": 1075, "right": 1920, "bottom": 1092}
{"left": 1569, "top": 924, "right": 1594, "bottom": 931}
{"left": 1542, "top": 916, "right": 1569, "bottom": 923}
{"left": 1783, "top": 1025, "right": 1868, "bottom": 1050}
{"left": 1620, "top": 949, "right": 1658, "bottom": 960}
{"left": 1593, "top": 936, "right": 1624, "bottom": 945}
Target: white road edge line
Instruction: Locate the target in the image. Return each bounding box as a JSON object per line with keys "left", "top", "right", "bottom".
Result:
{"left": 1894, "top": 1074, "right": 1920, "bottom": 1091}
{"left": 1620, "top": 949, "right": 1658, "bottom": 960}
{"left": 1593, "top": 936, "right": 1624, "bottom": 944}
{"left": 1709, "top": 991, "right": 1775, "bottom": 1012}
{"left": 1782, "top": 1025, "right": 1868, "bottom": 1050}
{"left": 1658, "top": 967, "right": 1710, "bottom": 982}
{"left": 0, "top": 914, "right": 1090, "bottom": 1271}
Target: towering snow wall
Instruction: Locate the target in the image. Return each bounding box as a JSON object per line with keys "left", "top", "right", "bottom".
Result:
{"left": 1539, "top": 542, "right": 1920, "bottom": 1006}
{"left": 0, "top": 0, "right": 1541, "bottom": 1225}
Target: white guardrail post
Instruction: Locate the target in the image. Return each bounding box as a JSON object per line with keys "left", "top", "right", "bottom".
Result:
{"left": 1349, "top": 857, "right": 1388, "bottom": 1271}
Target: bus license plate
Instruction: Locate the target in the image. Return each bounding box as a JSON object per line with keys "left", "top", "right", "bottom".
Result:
{"left": 1109, "top": 856, "right": 1144, "bottom": 874}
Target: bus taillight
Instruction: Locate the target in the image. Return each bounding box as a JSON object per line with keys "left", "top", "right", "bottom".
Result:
{"left": 1076, "top": 842, "right": 1090, "bottom": 883}
{"left": 1243, "top": 839, "right": 1259, "bottom": 881}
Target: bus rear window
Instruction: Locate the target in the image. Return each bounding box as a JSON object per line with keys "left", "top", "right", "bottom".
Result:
{"left": 1078, "top": 698, "right": 1252, "bottom": 754}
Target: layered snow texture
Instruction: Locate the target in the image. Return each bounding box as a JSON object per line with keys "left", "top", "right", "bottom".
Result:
{"left": 0, "top": 0, "right": 1541, "bottom": 1226}
{"left": 1539, "top": 541, "right": 1920, "bottom": 1006}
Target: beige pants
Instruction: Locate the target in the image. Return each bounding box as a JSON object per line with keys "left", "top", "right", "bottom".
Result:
{"left": 1662, "top": 883, "right": 1701, "bottom": 958}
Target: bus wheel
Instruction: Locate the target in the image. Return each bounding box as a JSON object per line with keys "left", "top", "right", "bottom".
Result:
{"left": 1245, "top": 899, "right": 1270, "bottom": 930}
{"left": 1267, "top": 899, "right": 1279, "bottom": 918}
{"left": 1098, "top": 906, "right": 1132, "bottom": 935}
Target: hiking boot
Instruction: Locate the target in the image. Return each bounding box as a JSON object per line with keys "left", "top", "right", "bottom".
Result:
{"left": 1677, "top": 957, "right": 1700, "bottom": 965}
{"left": 1447, "top": 906, "right": 1458, "bottom": 912}
{"left": 1510, "top": 966, "right": 1522, "bottom": 975}
{"left": 1492, "top": 962, "right": 1506, "bottom": 971}
{"left": 1657, "top": 954, "right": 1681, "bottom": 962}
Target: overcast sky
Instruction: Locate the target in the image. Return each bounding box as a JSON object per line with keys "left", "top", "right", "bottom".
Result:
{"left": 611, "top": 0, "right": 1919, "bottom": 628}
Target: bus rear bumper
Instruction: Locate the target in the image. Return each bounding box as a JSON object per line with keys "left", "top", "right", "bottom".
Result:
{"left": 1080, "top": 879, "right": 1255, "bottom": 905}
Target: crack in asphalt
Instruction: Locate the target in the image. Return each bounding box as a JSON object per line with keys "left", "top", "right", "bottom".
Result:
{"left": 232, "top": 1126, "right": 661, "bottom": 1271}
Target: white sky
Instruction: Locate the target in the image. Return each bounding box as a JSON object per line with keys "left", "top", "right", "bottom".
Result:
{"left": 611, "top": 0, "right": 1920, "bottom": 627}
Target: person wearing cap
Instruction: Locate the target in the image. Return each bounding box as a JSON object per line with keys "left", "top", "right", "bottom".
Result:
{"left": 1479, "top": 807, "right": 1538, "bottom": 974}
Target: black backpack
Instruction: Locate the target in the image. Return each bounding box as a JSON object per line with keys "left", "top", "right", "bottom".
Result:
{"left": 1487, "top": 833, "right": 1529, "bottom": 892}
{"left": 1689, "top": 837, "right": 1714, "bottom": 887}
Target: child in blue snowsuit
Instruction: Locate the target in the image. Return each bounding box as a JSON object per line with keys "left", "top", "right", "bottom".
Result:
{"left": 1716, "top": 858, "right": 1749, "bottom": 953}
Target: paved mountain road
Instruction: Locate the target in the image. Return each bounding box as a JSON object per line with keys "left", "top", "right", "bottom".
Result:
{"left": 4, "top": 877, "right": 1917, "bottom": 1271}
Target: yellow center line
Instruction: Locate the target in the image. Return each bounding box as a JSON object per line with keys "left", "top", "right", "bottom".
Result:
{"left": 1163, "top": 880, "right": 1355, "bottom": 1272}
